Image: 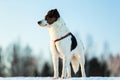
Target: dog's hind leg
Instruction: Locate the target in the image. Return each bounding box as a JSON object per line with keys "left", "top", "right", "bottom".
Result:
{"left": 78, "top": 53, "right": 86, "bottom": 77}
{"left": 80, "top": 61, "right": 86, "bottom": 77}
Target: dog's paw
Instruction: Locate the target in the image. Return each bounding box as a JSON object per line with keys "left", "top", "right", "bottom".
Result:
{"left": 82, "top": 73, "right": 86, "bottom": 77}
{"left": 53, "top": 77, "right": 59, "bottom": 80}
{"left": 82, "top": 75, "right": 86, "bottom": 77}
{"left": 61, "top": 75, "right": 67, "bottom": 79}
{"left": 67, "top": 75, "right": 71, "bottom": 79}
{"left": 61, "top": 77, "right": 66, "bottom": 79}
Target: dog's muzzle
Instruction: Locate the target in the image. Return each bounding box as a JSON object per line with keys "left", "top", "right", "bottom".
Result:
{"left": 38, "top": 21, "right": 42, "bottom": 24}
{"left": 38, "top": 19, "right": 47, "bottom": 26}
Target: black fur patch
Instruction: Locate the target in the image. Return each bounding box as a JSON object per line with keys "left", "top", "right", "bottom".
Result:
{"left": 70, "top": 33, "right": 77, "bottom": 51}
{"left": 45, "top": 9, "right": 60, "bottom": 24}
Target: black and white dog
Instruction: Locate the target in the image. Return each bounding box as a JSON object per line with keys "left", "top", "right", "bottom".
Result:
{"left": 38, "top": 9, "right": 86, "bottom": 79}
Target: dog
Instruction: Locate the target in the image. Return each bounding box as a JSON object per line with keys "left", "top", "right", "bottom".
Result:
{"left": 38, "top": 9, "right": 86, "bottom": 79}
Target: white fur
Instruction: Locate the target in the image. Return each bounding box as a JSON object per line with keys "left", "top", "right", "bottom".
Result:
{"left": 38, "top": 17, "right": 86, "bottom": 79}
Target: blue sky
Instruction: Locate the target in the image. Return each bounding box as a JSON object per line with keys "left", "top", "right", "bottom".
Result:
{"left": 0, "top": 0, "right": 120, "bottom": 56}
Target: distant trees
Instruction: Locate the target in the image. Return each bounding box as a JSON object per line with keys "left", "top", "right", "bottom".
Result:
{"left": 85, "top": 35, "right": 112, "bottom": 77}
{"left": 0, "top": 36, "right": 120, "bottom": 77}
{"left": 12, "top": 43, "right": 21, "bottom": 76}
{"left": 11, "top": 42, "right": 37, "bottom": 76}
{"left": 86, "top": 35, "right": 97, "bottom": 60}
{"left": 0, "top": 47, "right": 1, "bottom": 63}
{"left": 0, "top": 40, "right": 38, "bottom": 77}
{"left": 101, "top": 41, "right": 111, "bottom": 61}
{"left": 0, "top": 47, "right": 3, "bottom": 76}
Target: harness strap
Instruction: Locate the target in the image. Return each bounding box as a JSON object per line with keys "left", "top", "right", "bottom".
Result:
{"left": 54, "top": 32, "right": 71, "bottom": 43}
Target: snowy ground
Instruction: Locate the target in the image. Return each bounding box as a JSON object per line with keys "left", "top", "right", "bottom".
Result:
{"left": 0, "top": 77, "right": 120, "bottom": 80}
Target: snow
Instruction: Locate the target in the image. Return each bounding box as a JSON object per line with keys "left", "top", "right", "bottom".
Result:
{"left": 0, "top": 77, "right": 120, "bottom": 80}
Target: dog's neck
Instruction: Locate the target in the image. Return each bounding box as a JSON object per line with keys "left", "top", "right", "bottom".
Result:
{"left": 48, "top": 17, "right": 70, "bottom": 41}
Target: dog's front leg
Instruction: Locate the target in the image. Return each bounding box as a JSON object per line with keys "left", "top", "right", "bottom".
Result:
{"left": 67, "top": 62, "right": 71, "bottom": 78}
{"left": 52, "top": 54, "right": 59, "bottom": 79}
{"left": 61, "top": 55, "right": 71, "bottom": 79}
{"left": 50, "top": 41, "right": 59, "bottom": 79}
{"left": 61, "top": 56, "right": 67, "bottom": 78}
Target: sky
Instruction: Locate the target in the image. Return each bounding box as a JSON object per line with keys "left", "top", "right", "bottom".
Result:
{"left": 0, "top": 0, "right": 120, "bottom": 57}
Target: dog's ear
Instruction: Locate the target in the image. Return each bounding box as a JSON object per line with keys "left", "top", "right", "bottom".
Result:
{"left": 54, "top": 9, "right": 60, "bottom": 18}
{"left": 54, "top": 9, "right": 58, "bottom": 12}
{"left": 54, "top": 9, "right": 59, "bottom": 14}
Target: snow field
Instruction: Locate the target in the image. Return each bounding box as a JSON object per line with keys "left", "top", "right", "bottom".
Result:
{"left": 0, "top": 77, "right": 120, "bottom": 80}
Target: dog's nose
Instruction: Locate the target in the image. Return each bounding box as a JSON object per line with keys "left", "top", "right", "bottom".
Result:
{"left": 38, "top": 21, "right": 41, "bottom": 24}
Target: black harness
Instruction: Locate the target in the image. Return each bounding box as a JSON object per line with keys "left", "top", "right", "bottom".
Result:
{"left": 54, "top": 32, "right": 77, "bottom": 51}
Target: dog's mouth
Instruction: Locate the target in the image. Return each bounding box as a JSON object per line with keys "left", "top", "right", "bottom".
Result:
{"left": 39, "top": 24, "right": 47, "bottom": 27}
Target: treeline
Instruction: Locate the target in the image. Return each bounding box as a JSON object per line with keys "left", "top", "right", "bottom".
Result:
{"left": 0, "top": 35, "right": 120, "bottom": 77}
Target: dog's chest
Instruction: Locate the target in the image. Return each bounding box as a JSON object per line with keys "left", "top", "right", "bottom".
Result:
{"left": 54, "top": 34, "right": 77, "bottom": 55}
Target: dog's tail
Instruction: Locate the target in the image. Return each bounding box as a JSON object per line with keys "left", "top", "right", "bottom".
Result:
{"left": 71, "top": 55, "right": 80, "bottom": 74}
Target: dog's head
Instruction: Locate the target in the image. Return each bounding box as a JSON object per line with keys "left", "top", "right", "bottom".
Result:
{"left": 38, "top": 9, "right": 60, "bottom": 27}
